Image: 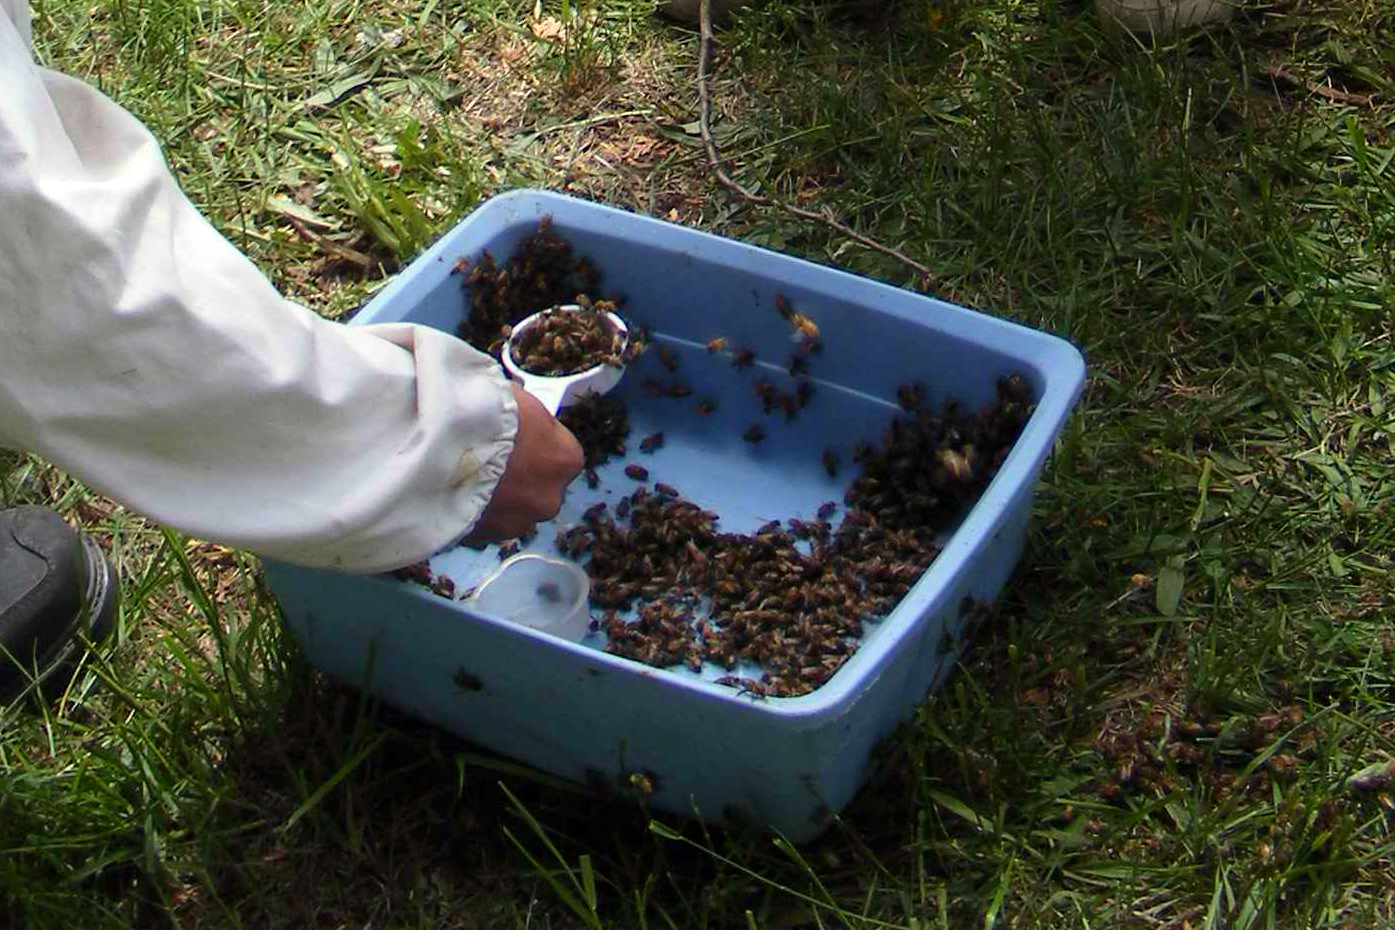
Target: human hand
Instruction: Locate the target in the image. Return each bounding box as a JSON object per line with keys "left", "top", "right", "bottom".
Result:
{"left": 462, "top": 383, "right": 584, "bottom": 545}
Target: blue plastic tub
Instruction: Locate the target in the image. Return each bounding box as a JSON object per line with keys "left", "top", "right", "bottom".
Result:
{"left": 263, "top": 189, "right": 1085, "bottom": 841}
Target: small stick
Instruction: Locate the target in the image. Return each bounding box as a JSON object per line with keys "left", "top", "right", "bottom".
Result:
{"left": 1264, "top": 66, "right": 1376, "bottom": 108}
{"left": 696, "top": 0, "right": 936, "bottom": 289}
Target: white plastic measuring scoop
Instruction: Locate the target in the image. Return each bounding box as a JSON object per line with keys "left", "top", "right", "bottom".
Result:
{"left": 466, "top": 553, "right": 592, "bottom": 641}
{"left": 501, "top": 304, "right": 629, "bottom": 415}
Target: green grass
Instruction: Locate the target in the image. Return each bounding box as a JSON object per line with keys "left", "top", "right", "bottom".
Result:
{"left": 5, "top": 0, "right": 1395, "bottom": 926}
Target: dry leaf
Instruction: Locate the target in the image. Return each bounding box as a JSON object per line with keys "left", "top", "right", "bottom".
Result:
{"left": 530, "top": 15, "right": 565, "bottom": 41}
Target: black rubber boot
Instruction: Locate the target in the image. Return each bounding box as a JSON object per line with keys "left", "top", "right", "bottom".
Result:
{"left": 0, "top": 506, "right": 120, "bottom": 704}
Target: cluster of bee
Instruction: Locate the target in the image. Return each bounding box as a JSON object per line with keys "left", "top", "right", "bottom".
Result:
{"left": 842, "top": 373, "right": 1037, "bottom": 528}
{"left": 559, "top": 487, "right": 885, "bottom": 696}
{"left": 507, "top": 302, "right": 628, "bottom": 376}
{"left": 452, "top": 215, "right": 602, "bottom": 357}
{"left": 556, "top": 394, "right": 631, "bottom": 489}
{"left": 552, "top": 376, "right": 1036, "bottom": 698}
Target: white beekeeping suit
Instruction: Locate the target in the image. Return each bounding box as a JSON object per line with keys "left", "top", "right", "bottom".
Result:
{"left": 0, "top": 1, "right": 518, "bottom": 572}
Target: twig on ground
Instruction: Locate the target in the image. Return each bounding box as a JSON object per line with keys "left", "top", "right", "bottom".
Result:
{"left": 283, "top": 215, "right": 373, "bottom": 269}
{"left": 1264, "top": 66, "right": 1377, "bottom": 108}
{"left": 696, "top": 0, "right": 936, "bottom": 288}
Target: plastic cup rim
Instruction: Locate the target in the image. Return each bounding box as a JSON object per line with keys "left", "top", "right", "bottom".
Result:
{"left": 468, "top": 552, "right": 591, "bottom": 621}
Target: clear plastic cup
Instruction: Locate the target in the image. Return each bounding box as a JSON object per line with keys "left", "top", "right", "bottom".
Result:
{"left": 465, "top": 554, "right": 592, "bottom": 641}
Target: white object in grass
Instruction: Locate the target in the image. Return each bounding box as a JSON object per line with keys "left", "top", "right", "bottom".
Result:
{"left": 1095, "top": 0, "right": 1236, "bottom": 37}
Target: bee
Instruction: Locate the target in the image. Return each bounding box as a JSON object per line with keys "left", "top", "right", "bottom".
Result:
{"left": 831, "top": 640, "right": 858, "bottom": 660}
{"left": 684, "top": 540, "right": 708, "bottom": 570}
{"left": 755, "top": 380, "right": 777, "bottom": 414}
{"left": 452, "top": 667, "right": 483, "bottom": 691}
{"left": 714, "top": 579, "right": 744, "bottom": 599}
{"left": 716, "top": 676, "right": 769, "bottom": 699}
{"left": 755, "top": 520, "right": 782, "bottom": 536}
{"left": 937, "top": 448, "right": 975, "bottom": 483}
{"left": 743, "top": 424, "right": 766, "bottom": 444}
{"left": 464, "top": 260, "right": 490, "bottom": 288}
{"left": 583, "top": 502, "right": 608, "bottom": 523}
{"left": 775, "top": 293, "right": 795, "bottom": 322}
{"left": 639, "top": 432, "right": 664, "bottom": 453}
{"left": 789, "top": 312, "right": 820, "bottom": 343}
{"left": 451, "top": 256, "right": 470, "bottom": 275}
{"left": 788, "top": 355, "right": 809, "bottom": 377}
{"left": 622, "top": 335, "right": 648, "bottom": 364}
{"left": 665, "top": 383, "right": 693, "bottom": 399}
{"left": 817, "top": 501, "right": 838, "bottom": 521}
{"left": 999, "top": 373, "right": 1032, "bottom": 404}
{"left": 706, "top": 337, "right": 729, "bottom": 354}
{"left": 658, "top": 346, "right": 679, "bottom": 373}
{"left": 821, "top": 449, "right": 839, "bottom": 477}
{"left": 625, "top": 464, "right": 649, "bottom": 481}
{"left": 654, "top": 482, "right": 680, "bottom": 498}
{"left": 584, "top": 467, "right": 600, "bottom": 489}
{"left": 696, "top": 398, "right": 718, "bottom": 416}
{"left": 732, "top": 348, "right": 756, "bottom": 370}
{"left": 615, "top": 498, "right": 631, "bottom": 518}
{"left": 796, "top": 381, "right": 814, "bottom": 409}
{"left": 498, "top": 539, "right": 521, "bottom": 560}
{"left": 780, "top": 395, "right": 798, "bottom": 421}
{"left": 896, "top": 383, "right": 926, "bottom": 412}
{"left": 624, "top": 771, "right": 659, "bottom": 797}
{"left": 886, "top": 564, "right": 923, "bottom": 584}
{"left": 564, "top": 530, "right": 593, "bottom": 559}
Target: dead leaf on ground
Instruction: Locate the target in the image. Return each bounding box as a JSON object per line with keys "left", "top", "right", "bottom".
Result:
{"left": 497, "top": 41, "right": 529, "bottom": 66}
{"left": 530, "top": 15, "right": 566, "bottom": 42}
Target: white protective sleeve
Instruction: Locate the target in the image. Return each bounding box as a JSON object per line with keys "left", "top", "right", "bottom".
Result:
{"left": 0, "top": 2, "right": 517, "bottom": 573}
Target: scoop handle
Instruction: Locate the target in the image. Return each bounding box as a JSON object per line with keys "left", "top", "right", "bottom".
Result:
{"left": 519, "top": 375, "right": 569, "bottom": 415}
